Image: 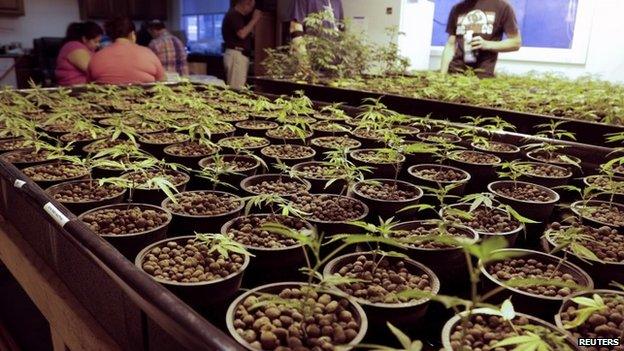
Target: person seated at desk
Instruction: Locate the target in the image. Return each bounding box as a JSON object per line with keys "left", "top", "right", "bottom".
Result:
{"left": 55, "top": 21, "right": 103, "bottom": 86}
{"left": 88, "top": 17, "right": 165, "bottom": 85}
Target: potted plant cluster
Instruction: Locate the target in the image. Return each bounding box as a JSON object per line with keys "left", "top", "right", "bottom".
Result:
{"left": 2, "top": 80, "right": 622, "bottom": 350}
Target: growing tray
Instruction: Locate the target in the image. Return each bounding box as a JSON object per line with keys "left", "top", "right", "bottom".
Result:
{"left": 250, "top": 77, "right": 624, "bottom": 148}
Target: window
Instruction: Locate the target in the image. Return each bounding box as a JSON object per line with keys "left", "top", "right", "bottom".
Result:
{"left": 430, "top": 0, "right": 594, "bottom": 64}
{"left": 182, "top": 0, "right": 230, "bottom": 54}
{"left": 183, "top": 14, "right": 226, "bottom": 54}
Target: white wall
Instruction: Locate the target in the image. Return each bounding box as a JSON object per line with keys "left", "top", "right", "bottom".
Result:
{"left": 0, "top": 0, "right": 80, "bottom": 49}
{"left": 342, "top": 0, "right": 401, "bottom": 46}
{"left": 428, "top": 0, "right": 624, "bottom": 83}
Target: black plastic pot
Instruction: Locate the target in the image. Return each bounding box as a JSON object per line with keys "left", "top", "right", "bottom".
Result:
{"left": 488, "top": 180, "right": 560, "bottom": 223}
{"left": 123, "top": 170, "right": 190, "bottom": 205}
{"left": 517, "top": 161, "right": 573, "bottom": 188}
{"left": 310, "top": 122, "right": 352, "bottom": 138}
{"left": 59, "top": 133, "right": 107, "bottom": 156}
{"left": 390, "top": 221, "right": 478, "bottom": 293}
{"left": 217, "top": 136, "right": 271, "bottom": 155}
{"left": 480, "top": 249, "right": 594, "bottom": 320}
{"left": 349, "top": 179, "right": 423, "bottom": 221}
{"left": 135, "top": 235, "right": 249, "bottom": 309}
{"left": 407, "top": 164, "right": 470, "bottom": 201}
{"left": 442, "top": 204, "right": 523, "bottom": 247}
{"left": 323, "top": 251, "right": 439, "bottom": 333}
{"left": 196, "top": 154, "right": 264, "bottom": 193}
{"left": 299, "top": 193, "right": 369, "bottom": 237}
{"left": 225, "top": 282, "right": 367, "bottom": 351}
{"left": 235, "top": 120, "right": 279, "bottom": 137}
{"left": 442, "top": 311, "right": 579, "bottom": 351}
{"left": 526, "top": 150, "right": 583, "bottom": 178}
{"left": 138, "top": 133, "right": 191, "bottom": 159}
{"left": 583, "top": 175, "right": 624, "bottom": 204}
{"left": 310, "top": 136, "right": 362, "bottom": 160}
{"left": 571, "top": 200, "right": 624, "bottom": 231}
{"left": 45, "top": 179, "right": 126, "bottom": 215}
{"left": 260, "top": 144, "right": 316, "bottom": 169}
{"left": 22, "top": 163, "right": 90, "bottom": 188}
{"left": 162, "top": 142, "right": 219, "bottom": 169}
{"left": 0, "top": 137, "right": 29, "bottom": 154}
{"left": 0, "top": 149, "right": 52, "bottom": 169}
{"left": 240, "top": 173, "right": 311, "bottom": 197}
{"left": 543, "top": 229, "right": 624, "bottom": 288}
{"left": 265, "top": 129, "right": 313, "bottom": 146}
{"left": 349, "top": 148, "right": 406, "bottom": 179}
{"left": 448, "top": 150, "right": 501, "bottom": 192}
{"left": 554, "top": 289, "right": 624, "bottom": 343}
{"left": 350, "top": 130, "right": 386, "bottom": 149}
{"left": 417, "top": 132, "right": 461, "bottom": 145}
{"left": 471, "top": 141, "right": 521, "bottom": 161}
{"left": 161, "top": 190, "right": 244, "bottom": 235}
{"left": 220, "top": 214, "right": 314, "bottom": 285}
{"left": 292, "top": 161, "right": 348, "bottom": 194}
{"left": 79, "top": 203, "right": 171, "bottom": 260}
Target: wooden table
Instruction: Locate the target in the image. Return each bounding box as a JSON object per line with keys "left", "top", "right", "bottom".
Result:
{"left": 0, "top": 218, "right": 121, "bottom": 351}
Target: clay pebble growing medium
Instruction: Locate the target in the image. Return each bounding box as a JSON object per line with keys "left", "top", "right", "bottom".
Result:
{"left": 164, "top": 141, "right": 218, "bottom": 157}
{"left": 23, "top": 163, "right": 89, "bottom": 181}
{"left": 1, "top": 149, "right": 50, "bottom": 163}
{"left": 123, "top": 169, "right": 188, "bottom": 189}
{"left": 577, "top": 202, "right": 624, "bottom": 227}
{"left": 492, "top": 182, "right": 555, "bottom": 202}
{"left": 548, "top": 223, "right": 624, "bottom": 263}
{"left": 291, "top": 193, "right": 365, "bottom": 222}
{"left": 444, "top": 206, "right": 521, "bottom": 235}
{"left": 48, "top": 180, "right": 124, "bottom": 202}
{"left": 559, "top": 292, "right": 624, "bottom": 351}
{"left": 391, "top": 224, "right": 470, "bottom": 249}
{"left": 521, "top": 162, "right": 571, "bottom": 178}
{"left": 261, "top": 144, "right": 315, "bottom": 159}
{"left": 411, "top": 166, "right": 468, "bottom": 182}
{"left": 473, "top": 141, "right": 518, "bottom": 153}
{"left": 450, "top": 150, "right": 500, "bottom": 164}
{"left": 487, "top": 257, "right": 581, "bottom": 297}
{"left": 164, "top": 191, "right": 241, "bottom": 216}
{"left": 355, "top": 181, "right": 418, "bottom": 201}
{"left": 232, "top": 286, "right": 362, "bottom": 350}
{"left": 244, "top": 178, "right": 309, "bottom": 196}
{"left": 138, "top": 132, "right": 189, "bottom": 144}
{"left": 82, "top": 206, "right": 169, "bottom": 235}
{"left": 332, "top": 255, "right": 432, "bottom": 303}
{"left": 140, "top": 238, "right": 245, "bottom": 283}
{"left": 310, "top": 136, "right": 360, "bottom": 150}
{"left": 224, "top": 214, "right": 308, "bottom": 248}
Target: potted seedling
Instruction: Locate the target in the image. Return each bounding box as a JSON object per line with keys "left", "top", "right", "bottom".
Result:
{"left": 196, "top": 153, "right": 265, "bottom": 193}
{"left": 524, "top": 121, "right": 582, "bottom": 176}
{"left": 118, "top": 157, "right": 191, "bottom": 205}
{"left": 462, "top": 116, "right": 520, "bottom": 161}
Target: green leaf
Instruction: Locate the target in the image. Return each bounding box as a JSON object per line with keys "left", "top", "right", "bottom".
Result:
{"left": 387, "top": 323, "right": 411, "bottom": 350}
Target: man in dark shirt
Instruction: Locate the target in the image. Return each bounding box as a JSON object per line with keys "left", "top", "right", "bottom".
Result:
{"left": 222, "top": 0, "right": 261, "bottom": 88}
{"left": 440, "top": 0, "right": 521, "bottom": 78}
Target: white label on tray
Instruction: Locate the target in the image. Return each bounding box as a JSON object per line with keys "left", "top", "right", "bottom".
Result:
{"left": 13, "top": 179, "right": 25, "bottom": 188}
{"left": 43, "top": 202, "right": 69, "bottom": 227}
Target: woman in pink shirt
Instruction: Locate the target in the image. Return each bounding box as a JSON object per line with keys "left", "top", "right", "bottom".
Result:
{"left": 88, "top": 17, "right": 165, "bottom": 85}
{"left": 55, "top": 21, "right": 103, "bottom": 86}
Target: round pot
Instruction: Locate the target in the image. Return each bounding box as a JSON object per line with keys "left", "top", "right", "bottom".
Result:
{"left": 350, "top": 129, "right": 386, "bottom": 149}
{"left": 196, "top": 154, "right": 263, "bottom": 192}
{"left": 583, "top": 175, "right": 624, "bottom": 204}
{"left": 349, "top": 179, "right": 423, "bottom": 220}
{"left": 442, "top": 311, "right": 579, "bottom": 351}
{"left": 543, "top": 227, "right": 624, "bottom": 288}
{"left": 161, "top": 190, "right": 244, "bottom": 235}
{"left": 526, "top": 150, "right": 583, "bottom": 178}
{"left": 517, "top": 161, "right": 573, "bottom": 188}
{"left": 488, "top": 180, "right": 560, "bottom": 223}
{"left": 348, "top": 148, "right": 406, "bottom": 179}
{"left": 235, "top": 120, "right": 279, "bottom": 137}
{"left": 571, "top": 200, "right": 624, "bottom": 231}
{"left": 292, "top": 161, "right": 348, "bottom": 194}
{"left": 310, "top": 136, "right": 362, "bottom": 160}
{"left": 138, "top": 132, "right": 190, "bottom": 159}
{"left": 471, "top": 141, "right": 521, "bottom": 161}
{"left": 220, "top": 214, "right": 314, "bottom": 285}
{"left": 323, "top": 251, "right": 439, "bottom": 333}
{"left": 297, "top": 193, "right": 369, "bottom": 237}
{"left": 265, "top": 129, "right": 313, "bottom": 146}
{"left": 448, "top": 150, "right": 501, "bottom": 193}
{"left": 240, "top": 173, "right": 311, "bottom": 197}
{"left": 59, "top": 132, "right": 107, "bottom": 156}
{"left": 163, "top": 141, "right": 219, "bottom": 169}
{"left": 225, "top": 282, "right": 368, "bottom": 351}
{"left": 79, "top": 203, "right": 171, "bottom": 259}
{"left": 123, "top": 170, "right": 190, "bottom": 205}
{"left": 0, "top": 149, "right": 53, "bottom": 169}
{"left": 480, "top": 249, "right": 594, "bottom": 320}
{"left": 217, "top": 136, "right": 271, "bottom": 155}
{"left": 390, "top": 221, "right": 478, "bottom": 293}
{"left": 407, "top": 164, "right": 471, "bottom": 201}
{"left": 22, "top": 163, "right": 90, "bottom": 188}
{"left": 554, "top": 289, "right": 624, "bottom": 345}
{"left": 310, "top": 122, "right": 352, "bottom": 138}
{"left": 46, "top": 179, "right": 126, "bottom": 215}
{"left": 260, "top": 144, "right": 316, "bottom": 169}
{"left": 135, "top": 235, "right": 249, "bottom": 308}
{"left": 0, "top": 137, "right": 29, "bottom": 154}
{"left": 442, "top": 203, "right": 523, "bottom": 247}
{"left": 417, "top": 132, "right": 461, "bottom": 145}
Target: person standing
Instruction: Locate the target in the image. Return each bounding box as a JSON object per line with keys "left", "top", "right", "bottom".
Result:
{"left": 88, "top": 17, "right": 165, "bottom": 85}
{"left": 440, "top": 0, "right": 521, "bottom": 78}
{"left": 222, "top": 0, "right": 262, "bottom": 89}
{"left": 289, "top": 0, "right": 344, "bottom": 76}
{"left": 55, "top": 21, "right": 103, "bottom": 86}
{"left": 147, "top": 20, "right": 189, "bottom": 77}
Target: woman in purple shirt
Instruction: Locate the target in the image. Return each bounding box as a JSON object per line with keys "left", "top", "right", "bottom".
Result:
{"left": 55, "top": 21, "right": 103, "bottom": 86}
